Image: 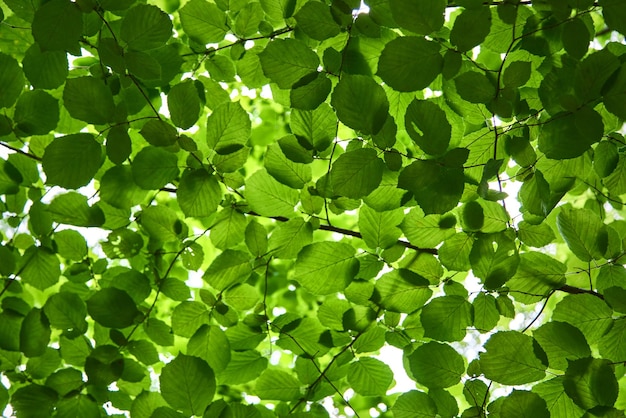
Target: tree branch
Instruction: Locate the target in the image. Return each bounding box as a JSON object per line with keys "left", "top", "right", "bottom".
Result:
{"left": 557, "top": 284, "right": 604, "bottom": 299}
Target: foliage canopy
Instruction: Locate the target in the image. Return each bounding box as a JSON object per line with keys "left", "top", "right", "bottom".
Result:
{"left": 1, "top": 0, "right": 626, "bottom": 417}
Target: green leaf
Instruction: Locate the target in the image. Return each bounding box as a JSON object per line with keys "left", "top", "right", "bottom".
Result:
{"left": 290, "top": 104, "right": 336, "bottom": 152}
{"left": 455, "top": 71, "right": 496, "bottom": 103}
{"left": 203, "top": 249, "right": 252, "bottom": 291}
{"left": 518, "top": 221, "right": 556, "bottom": 247}
{"left": 106, "top": 126, "right": 132, "bottom": 165}
{"left": 139, "top": 119, "right": 178, "bottom": 147}
{"left": 168, "top": 80, "right": 201, "bottom": 130}
{"left": 538, "top": 107, "right": 604, "bottom": 159}
{"left": 330, "top": 148, "right": 385, "bottom": 199}
{"left": 218, "top": 350, "right": 267, "bottom": 385}
{"left": 421, "top": 295, "right": 473, "bottom": 342}
{"left": 234, "top": 2, "right": 264, "bottom": 38}
{"left": 598, "top": 317, "right": 626, "bottom": 362}
{"left": 245, "top": 220, "right": 268, "bottom": 257}
{"left": 210, "top": 207, "right": 246, "bottom": 250}
{"left": 377, "top": 37, "right": 443, "bottom": 92}
{"left": 562, "top": 17, "right": 591, "bottom": 59}
{"left": 294, "top": 1, "right": 340, "bottom": 41}
{"left": 391, "top": 390, "right": 438, "bottom": 418}
{"left": 206, "top": 101, "right": 251, "bottom": 154}
{"left": 331, "top": 74, "right": 389, "bottom": 134}
{"left": 255, "top": 369, "right": 302, "bottom": 400}
{"left": 533, "top": 321, "right": 591, "bottom": 371}
{"left": 48, "top": 192, "right": 104, "bottom": 227}
{"left": 469, "top": 234, "right": 519, "bottom": 289}
{"left": 556, "top": 206, "right": 607, "bottom": 262}
{"left": 139, "top": 205, "right": 182, "bottom": 242}
{"left": 100, "top": 165, "right": 146, "bottom": 209}
{"left": 600, "top": 0, "right": 626, "bottom": 36}
{"left": 0, "top": 52, "right": 24, "bottom": 109}
{"left": 358, "top": 205, "right": 403, "bottom": 249}
{"left": 43, "top": 292, "right": 88, "bottom": 335}
{"left": 450, "top": 6, "right": 491, "bottom": 52}
{"left": 500, "top": 390, "right": 549, "bottom": 418}
{"left": 55, "top": 395, "right": 100, "bottom": 418}
{"left": 127, "top": 340, "right": 159, "bottom": 366}
{"left": 533, "top": 377, "right": 585, "bottom": 418}
{"left": 479, "top": 331, "right": 547, "bottom": 385}
{"left": 121, "top": 4, "right": 172, "bottom": 51}
{"left": 404, "top": 99, "right": 451, "bottom": 156}
{"left": 294, "top": 242, "right": 359, "bottom": 295}
{"left": 268, "top": 218, "right": 312, "bottom": 259}
{"left": 603, "top": 63, "right": 626, "bottom": 120}
{"left": 177, "top": 169, "right": 222, "bottom": 218}
{"left": 87, "top": 288, "right": 140, "bottom": 328}
{"left": 63, "top": 77, "right": 115, "bottom": 125}
{"left": 347, "top": 357, "right": 393, "bottom": 396}
{"left": 19, "top": 246, "right": 60, "bottom": 290}
{"left": 375, "top": 269, "right": 433, "bottom": 313}
{"left": 503, "top": 61, "right": 532, "bottom": 88}
{"left": 507, "top": 252, "right": 566, "bottom": 304}
{"left": 564, "top": 358, "right": 618, "bottom": 410}
{"left": 160, "top": 354, "right": 216, "bottom": 415}
{"left": 552, "top": 294, "right": 613, "bottom": 344}
{"left": 20, "top": 308, "right": 51, "bottom": 358}
{"left": 171, "top": 301, "right": 210, "bottom": 338}
{"left": 398, "top": 154, "right": 466, "bottom": 214}
{"left": 188, "top": 325, "right": 231, "bottom": 373}
{"left": 265, "top": 143, "right": 312, "bottom": 189}
{"left": 400, "top": 209, "right": 456, "bottom": 248}
{"left": 11, "top": 384, "right": 58, "bottom": 418}
{"left": 438, "top": 232, "right": 473, "bottom": 272}
{"left": 179, "top": 0, "right": 228, "bottom": 44}
{"left": 144, "top": 318, "right": 174, "bottom": 347}
{"left": 13, "top": 89, "right": 59, "bottom": 136}
{"left": 245, "top": 169, "right": 299, "bottom": 218}
{"left": 472, "top": 293, "right": 500, "bottom": 332}
{"left": 42, "top": 134, "right": 103, "bottom": 189}
{"left": 259, "top": 38, "right": 319, "bottom": 89}
{"left": 389, "top": 0, "right": 445, "bottom": 35}
{"left": 131, "top": 146, "right": 179, "bottom": 190}
{"left": 32, "top": 0, "right": 82, "bottom": 53}
{"left": 407, "top": 341, "right": 465, "bottom": 388}
{"left": 54, "top": 230, "right": 88, "bottom": 261}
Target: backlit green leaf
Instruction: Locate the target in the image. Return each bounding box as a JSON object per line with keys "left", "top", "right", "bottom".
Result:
{"left": 63, "top": 77, "right": 115, "bottom": 125}
{"left": 177, "top": 169, "right": 222, "bottom": 218}
{"left": 245, "top": 170, "right": 299, "bottom": 218}
{"left": 378, "top": 37, "right": 443, "bottom": 92}
{"left": 294, "top": 2, "right": 341, "bottom": 41}
{"left": 255, "top": 369, "right": 302, "bottom": 400}
{"left": 294, "top": 242, "right": 359, "bottom": 295}
{"left": 168, "top": 80, "right": 201, "bottom": 130}
{"left": 87, "top": 288, "right": 140, "bottom": 328}
{"left": 407, "top": 341, "right": 465, "bottom": 388}
{"left": 450, "top": 6, "right": 491, "bottom": 52}
{"left": 479, "top": 331, "right": 547, "bottom": 385}
{"left": 389, "top": 0, "right": 445, "bottom": 34}
{"left": 132, "top": 146, "right": 179, "bottom": 190}
{"left": 121, "top": 5, "right": 172, "bottom": 51}
{"left": 552, "top": 294, "right": 613, "bottom": 344}
{"left": 259, "top": 38, "right": 319, "bottom": 89}
{"left": 160, "top": 354, "right": 215, "bottom": 415}
{"left": 347, "top": 357, "right": 393, "bottom": 396}
{"left": 179, "top": 0, "right": 228, "bottom": 44}
{"left": 330, "top": 148, "right": 385, "bottom": 199}
{"left": 405, "top": 99, "right": 451, "bottom": 156}
{"left": 556, "top": 205, "right": 607, "bottom": 262}
{"left": 32, "top": 0, "right": 82, "bottom": 53}
{"left": 421, "top": 296, "right": 473, "bottom": 342}
{"left": 538, "top": 106, "right": 603, "bottom": 159}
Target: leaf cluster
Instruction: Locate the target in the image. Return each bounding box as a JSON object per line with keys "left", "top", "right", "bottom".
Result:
{"left": 1, "top": 0, "right": 626, "bottom": 417}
